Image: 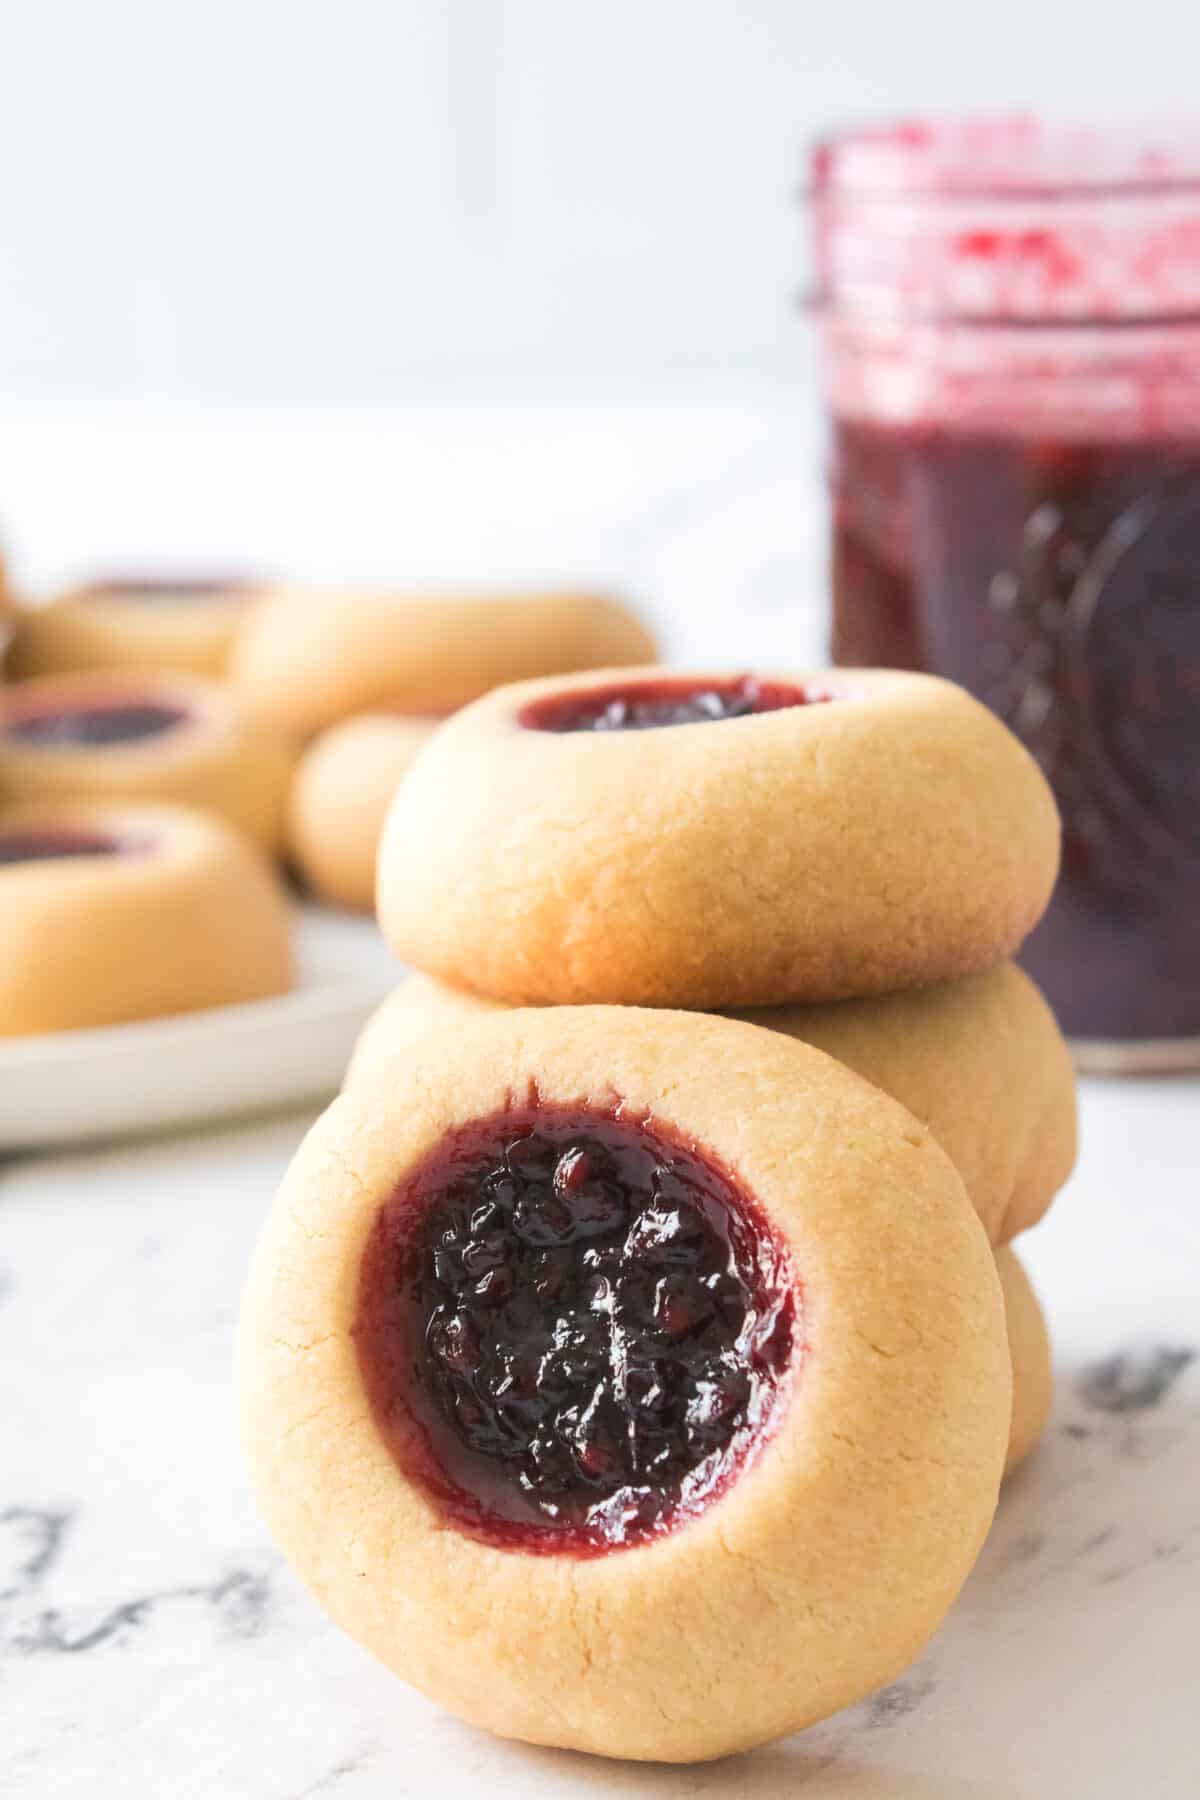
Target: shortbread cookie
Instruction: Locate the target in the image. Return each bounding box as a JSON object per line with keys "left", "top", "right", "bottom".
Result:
{"left": 346, "top": 961, "right": 1076, "bottom": 1245}
{"left": 231, "top": 590, "right": 657, "bottom": 735}
{"left": 0, "top": 672, "right": 296, "bottom": 852}
{"left": 733, "top": 972, "right": 1077, "bottom": 1246}
{"left": 9, "top": 577, "right": 261, "bottom": 679}
{"left": 376, "top": 668, "right": 1060, "bottom": 1008}
{"left": 287, "top": 714, "right": 434, "bottom": 911}
{"left": 999, "top": 1246, "right": 1054, "bottom": 1476}
{"left": 239, "top": 1007, "right": 1009, "bottom": 1762}
{"left": 0, "top": 802, "right": 292, "bottom": 1033}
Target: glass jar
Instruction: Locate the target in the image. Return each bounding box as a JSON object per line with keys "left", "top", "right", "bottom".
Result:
{"left": 810, "top": 118, "right": 1200, "bottom": 1071}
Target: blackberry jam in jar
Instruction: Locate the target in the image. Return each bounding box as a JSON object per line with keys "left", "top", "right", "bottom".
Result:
{"left": 811, "top": 118, "right": 1200, "bottom": 1070}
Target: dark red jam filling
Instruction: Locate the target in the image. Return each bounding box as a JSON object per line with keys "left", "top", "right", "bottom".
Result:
{"left": 5, "top": 702, "right": 190, "bottom": 749}
{"left": 520, "top": 675, "right": 832, "bottom": 733}
{"left": 83, "top": 577, "right": 250, "bottom": 603}
{"left": 831, "top": 421, "right": 1200, "bottom": 1042}
{"left": 0, "top": 829, "right": 126, "bottom": 865}
{"left": 355, "top": 1101, "right": 796, "bottom": 1555}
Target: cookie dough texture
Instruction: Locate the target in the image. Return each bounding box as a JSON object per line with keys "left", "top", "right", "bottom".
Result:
{"left": 999, "top": 1246, "right": 1054, "bottom": 1476}
{"left": 287, "top": 714, "right": 434, "bottom": 911}
{"left": 0, "top": 673, "right": 297, "bottom": 852}
{"left": 376, "top": 668, "right": 1061, "bottom": 1009}
{"left": 347, "top": 962, "right": 1077, "bottom": 1246}
{"left": 239, "top": 1007, "right": 1010, "bottom": 1763}
{"left": 232, "top": 590, "right": 658, "bottom": 736}
{"left": 0, "top": 802, "right": 292, "bottom": 1033}
{"left": 8, "top": 580, "right": 259, "bottom": 679}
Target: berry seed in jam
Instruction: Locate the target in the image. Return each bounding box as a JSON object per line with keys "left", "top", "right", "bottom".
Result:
{"left": 520, "top": 676, "right": 831, "bottom": 733}
{"left": 0, "top": 829, "right": 125, "bottom": 865}
{"left": 5, "top": 701, "right": 190, "bottom": 749}
{"left": 355, "top": 1102, "right": 796, "bottom": 1555}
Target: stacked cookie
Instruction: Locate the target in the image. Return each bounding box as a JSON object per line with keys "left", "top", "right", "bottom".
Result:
{"left": 239, "top": 666, "right": 1075, "bottom": 1763}
{"left": 366, "top": 668, "right": 1074, "bottom": 1460}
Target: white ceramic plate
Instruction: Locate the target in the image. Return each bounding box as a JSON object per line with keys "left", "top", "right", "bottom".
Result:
{"left": 0, "top": 905, "right": 402, "bottom": 1151}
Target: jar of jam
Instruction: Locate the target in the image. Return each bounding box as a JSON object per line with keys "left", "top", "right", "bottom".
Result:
{"left": 810, "top": 117, "right": 1200, "bottom": 1071}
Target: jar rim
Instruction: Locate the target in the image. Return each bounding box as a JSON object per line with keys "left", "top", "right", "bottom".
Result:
{"left": 809, "top": 115, "right": 1200, "bottom": 327}
{"left": 811, "top": 115, "right": 1200, "bottom": 201}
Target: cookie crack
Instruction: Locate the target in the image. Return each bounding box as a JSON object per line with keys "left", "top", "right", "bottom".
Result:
{"left": 270, "top": 1332, "right": 337, "bottom": 1356}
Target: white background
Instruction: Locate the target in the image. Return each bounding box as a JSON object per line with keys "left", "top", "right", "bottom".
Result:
{"left": 2, "top": 1, "right": 1198, "bottom": 406}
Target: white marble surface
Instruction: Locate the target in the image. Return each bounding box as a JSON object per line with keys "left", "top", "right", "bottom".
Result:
{"left": 2, "top": 1071, "right": 1197, "bottom": 1799}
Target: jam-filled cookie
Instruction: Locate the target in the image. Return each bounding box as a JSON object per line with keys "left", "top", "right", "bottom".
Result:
{"left": 376, "top": 668, "right": 1060, "bottom": 1009}
{"left": 239, "top": 1007, "right": 1009, "bottom": 1763}
{"left": 9, "top": 577, "right": 262, "bottom": 679}
{"left": 0, "top": 672, "right": 296, "bottom": 852}
{"left": 231, "top": 590, "right": 657, "bottom": 736}
{"left": 998, "top": 1245, "right": 1053, "bottom": 1476}
{"left": 287, "top": 714, "right": 435, "bottom": 912}
{"left": 346, "top": 961, "right": 1077, "bottom": 1246}
{"left": 0, "top": 802, "right": 292, "bottom": 1033}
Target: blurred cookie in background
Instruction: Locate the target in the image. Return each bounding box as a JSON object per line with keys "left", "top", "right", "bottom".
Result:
{"left": 0, "top": 801, "right": 293, "bottom": 1034}
{"left": 232, "top": 589, "right": 657, "bottom": 736}
{"left": 8, "top": 574, "right": 265, "bottom": 679}
{"left": 0, "top": 671, "right": 297, "bottom": 853}
{"left": 287, "top": 713, "right": 434, "bottom": 912}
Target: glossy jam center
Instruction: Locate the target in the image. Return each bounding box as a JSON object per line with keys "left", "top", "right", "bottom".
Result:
{"left": 355, "top": 1102, "right": 796, "bottom": 1555}
{"left": 0, "top": 829, "right": 125, "bottom": 865}
{"left": 5, "top": 702, "right": 189, "bottom": 748}
{"left": 521, "top": 675, "right": 830, "bottom": 732}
